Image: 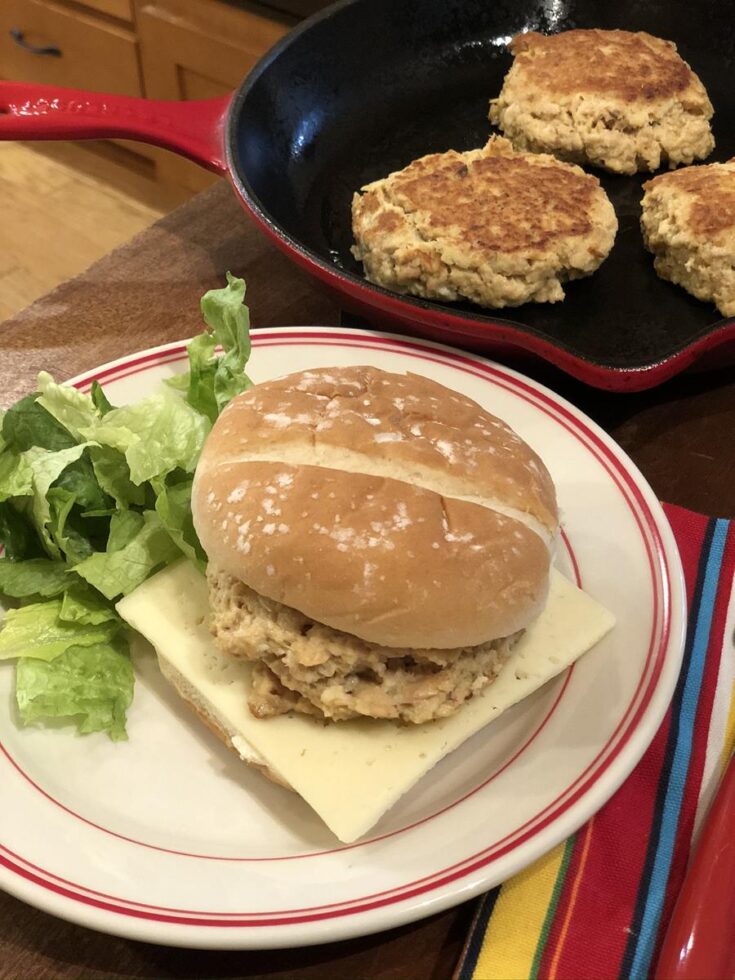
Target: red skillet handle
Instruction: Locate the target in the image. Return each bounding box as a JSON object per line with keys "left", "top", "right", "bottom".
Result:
{"left": 655, "top": 752, "right": 735, "bottom": 980}
{"left": 0, "top": 81, "right": 231, "bottom": 174}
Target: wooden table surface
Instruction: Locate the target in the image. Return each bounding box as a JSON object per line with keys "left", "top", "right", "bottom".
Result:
{"left": 2, "top": 180, "right": 735, "bottom": 980}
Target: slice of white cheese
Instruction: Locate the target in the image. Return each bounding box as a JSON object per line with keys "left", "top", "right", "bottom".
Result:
{"left": 117, "top": 562, "right": 615, "bottom": 843}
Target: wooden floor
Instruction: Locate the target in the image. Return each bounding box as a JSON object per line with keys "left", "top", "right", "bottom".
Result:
{"left": 0, "top": 142, "right": 188, "bottom": 322}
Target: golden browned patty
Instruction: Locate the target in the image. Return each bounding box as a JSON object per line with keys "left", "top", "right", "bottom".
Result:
{"left": 351, "top": 136, "right": 617, "bottom": 308}
{"left": 207, "top": 566, "right": 518, "bottom": 725}
{"left": 490, "top": 30, "right": 714, "bottom": 174}
{"left": 641, "top": 158, "right": 735, "bottom": 316}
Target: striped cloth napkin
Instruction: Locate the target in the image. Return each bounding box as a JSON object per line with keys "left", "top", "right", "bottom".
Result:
{"left": 455, "top": 503, "right": 735, "bottom": 980}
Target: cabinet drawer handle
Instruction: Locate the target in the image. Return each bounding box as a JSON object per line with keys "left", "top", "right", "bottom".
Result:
{"left": 9, "top": 28, "right": 62, "bottom": 57}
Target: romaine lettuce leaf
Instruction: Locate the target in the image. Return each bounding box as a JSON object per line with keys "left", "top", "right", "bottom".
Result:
{"left": 16, "top": 637, "right": 133, "bottom": 740}
{"left": 90, "top": 380, "right": 114, "bottom": 416}
{"left": 23, "top": 444, "right": 90, "bottom": 558}
{"left": 182, "top": 332, "right": 219, "bottom": 423}
{"left": 0, "top": 502, "right": 44, "bottom": 561}
{"left": 200, "top": 272, "right": 252, "bottom": 401}
{"left": 0, "top": 559, "right": 70, "bottom": 598}
{"left": 179, "top": 272, "right": 252, "bottom": 421}
{"left": 89, "top": 445, "right": 145, "bottom": 508}
{"left": 36, "top": 372, "right": 99, "bottom": 441}
{"left": 79, "top": 389, "right": 209, "bottom": 485}
{"left": 51, "top": 453, "right": 110, "bottom": 515}
{"left": 0, "top": 599, "right": 119, "bottom": 661}
{"left": 0, "top": 451, "right": 33, "bottom": 502}
{"left": 72, "top": 511, "right": 181, "bottom": 599}
{"left": 60, "top": 586, "right": 118, "bottom": 625}
{"left": 46, "top": 487, "right": 98, "bottom": 565}
{"left": 164, "top": 371, "right": 190, "bottom": 393}
{"left": 154, "top": 476, "right": 206, "bottom": 568}
{"left": 107, "top": 510, "right": 144, "bottom": 552}
{"left": 2, "top": 395, "right": 77, "bottom": 453}
{"left": 0, "top": 274, "right": 255, "bottom": 742}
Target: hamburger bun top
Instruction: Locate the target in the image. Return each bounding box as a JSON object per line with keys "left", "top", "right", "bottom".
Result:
{"left": 192, "top": 366, "right": 558, "bottom": 649}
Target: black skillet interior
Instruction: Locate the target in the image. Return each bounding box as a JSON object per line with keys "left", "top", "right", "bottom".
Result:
{"left": 230, "top": 0, "right": 735, "bottom": 372}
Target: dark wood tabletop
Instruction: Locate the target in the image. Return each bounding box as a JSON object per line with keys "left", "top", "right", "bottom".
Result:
{"left": 1, "top": 178, "right": 734, "bottom": 980}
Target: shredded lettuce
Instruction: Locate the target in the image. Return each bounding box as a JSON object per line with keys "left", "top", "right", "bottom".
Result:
{"left": 154, "top": 475, "right": 207, "bottom": 569}
{"left": 0, "top": 503, "right": 44, "bottom": 561}
{"left": 2, "top": 394, "right": 77, "bottom": 453}
{"left": 47, "top": 487, "right": 100, "bottom": 564}
{"left": 16, "top": 638, "right": 133, "bottom": 740}
{"left": 36, "top": 373, "right": 98, "bottom": 441}
{"left": 178, "top": 271, "right": 253, "bottom": 421}
{"left": 0, "top": 559, "right": 70, "bottom": 599}
{"left": 73, "top": 511, "right": 182, "bottom": 600}
{"left": 79, "top": 389, "right": 210, "bottom": 486}
{"left": 24, "top": 445, "right": 91, "bottom": 559}
{"left": 50, "top": 451, "right": 109, "bottom": 514}
{"left": 0, "top": 273, "right": 253, "bottom": 739}
{"left": 0, "top": 451, "right": 33, "bottom": 502}
{"left": 107, "top": 510, "right": 145, "bottom": 552}
{"left": 60, "top": 586, "right": 120, "bottom": 626}
{"left": 90, "top": 380, "right": 114, "bottom": 416}
{"left": 0, "top": 600, "right": 119, "bottom": 662}
{"left": 89, "top": 446, "right": 146, "bottom": 509}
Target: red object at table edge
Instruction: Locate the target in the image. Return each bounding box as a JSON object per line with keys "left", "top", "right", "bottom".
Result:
{"left": 654, "top": 751, "right": 735, "bottom": 980}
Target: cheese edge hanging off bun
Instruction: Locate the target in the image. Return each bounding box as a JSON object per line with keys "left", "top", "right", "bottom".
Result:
{"left": 192, "top": 366, "right": 558, "bottom": 650}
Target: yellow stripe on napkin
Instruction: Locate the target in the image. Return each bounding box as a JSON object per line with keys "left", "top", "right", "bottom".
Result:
{"left": 472, "top": 841, "right": 568, "bottom": 980}
{"left": 721, "top": 688, "right": 735, "bottom": 769}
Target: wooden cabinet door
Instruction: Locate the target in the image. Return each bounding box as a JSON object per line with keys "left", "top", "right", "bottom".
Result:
{"left": 135, "top": 0, "right": 293, "bottom": 191}
{"left": 0, "top": 0, "right": 140, "bottom": 95}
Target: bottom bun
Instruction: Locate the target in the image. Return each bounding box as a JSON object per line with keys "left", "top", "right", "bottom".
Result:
{"left": 156, "top": 649, "right": 294, "bottom": 792}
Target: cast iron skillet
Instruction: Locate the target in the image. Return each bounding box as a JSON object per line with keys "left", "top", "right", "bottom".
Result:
{"left": 1, "top": 0, "right": 733, "bottom": 391}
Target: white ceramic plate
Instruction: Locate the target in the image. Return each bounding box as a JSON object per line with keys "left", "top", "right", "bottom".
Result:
{"left": 0, "top": 328, "right": 686, "bottom": 949}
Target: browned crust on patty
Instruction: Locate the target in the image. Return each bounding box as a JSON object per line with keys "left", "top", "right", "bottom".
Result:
{"left": 363, "top": 143, "right": 600, "bottom": 255}
{"left": 350, "top": 138, "right": 616, "bottom": 307}
{"left": 508, "top": 30, "right": 696, "bottom": 102}
{"left": 641, "top": 158, "right": 735, "bottom": 315}
{"left": 644, "top": 158, "right": 735, "bottom": 241}
{"left": 491, "top": 30, "right": 714, "bottom": 174}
